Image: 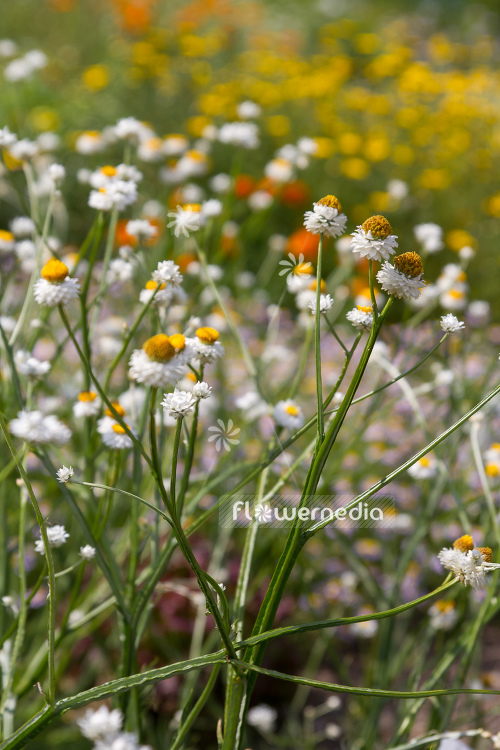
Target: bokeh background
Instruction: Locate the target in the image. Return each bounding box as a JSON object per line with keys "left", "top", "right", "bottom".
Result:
{"left": 2, "top": 0, "right": 500, "bottom": 312}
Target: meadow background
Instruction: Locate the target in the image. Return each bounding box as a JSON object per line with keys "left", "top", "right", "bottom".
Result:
{"left": 2, "top": 1, "right": 500, "bottom": 749}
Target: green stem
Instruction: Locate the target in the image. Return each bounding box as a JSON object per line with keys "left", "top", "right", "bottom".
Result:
{"left": 314, "top": 234, "right": 324, "bottom": 443}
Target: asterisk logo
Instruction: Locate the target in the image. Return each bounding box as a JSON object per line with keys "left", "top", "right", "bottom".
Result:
{"left": 254, "top": 503, "right": 273, "bottom": 523}
{"left": 167, "top": 205, "right": 202, "bottom": 238}
{"left": 278, "top": 252, "right": 312, "bottom": 281}
{"left": 207, "top": 419, "right": 241, "bottom": 452}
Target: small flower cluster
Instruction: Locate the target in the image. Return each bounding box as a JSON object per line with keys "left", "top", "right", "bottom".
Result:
{"left": 438, "top": 535, "right": 500, "bottom": 589}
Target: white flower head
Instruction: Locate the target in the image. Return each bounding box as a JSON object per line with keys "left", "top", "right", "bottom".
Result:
{"left": 14, "top": 350, "right": 51, "bottom": 379}
{"left": 438, "top": 537, "right": 500, "bottom": 589}
{"left": 73, "top": 391, "right": 101, "bottom": 418}
{"left": 152, "top": 260, "right": 183, "bottom": 286}
{"left": 188, "top": 327, "right": 225, "bottom": 365}
{"left": 279, "top": 253, "right": 313, "bottom": 286}
{"left": 304, "top": 196, "right": 348, "bottom": 238}
{"left": 351, "top": 216, "right": 398, "bottom": 261}
{"left": 10, "top": 216, "right": 34, "bottom": 238}
{"left": 33, "top": 259, "right": 80, "bottom": 307}
{"left": 125, "top": 219, "right": 157, "bottom": 241}
{"left": 77, "top": 705, "right": 123, "bottom": 741}
{"left": 247, "top": 704, "right": 277, "bottom": 733}
{"left": 346, "top": 305, "right": 373, "bottom": 331}
{"left": 273, "top": 399, "right": 304, "bottom": 430}
{"left": 376, "top": 253, "right": 425, "bottom": 301}
{"left": 308, "top": 293, "right": 334, "bottom": 315}
{"left": 218, "top": 121, "right": 260, "bottom": 149}
{"left": 192, "top": 381, "right": 212, "bottom": 399}
{"left": 80, "top": 545, "right": 96, "bottom": 560}
{"left": 35, "top": 525, "right": 69, "bottom": 554}
{"left": 161, "top": 389, "right": 198, "bottom": 420}
{"left": 101, "top": 422, "right": 135, "bottom": 450}
{"left": 0, "top": 126, "right": 17, "bottom": 148}
{"left": 48, "top": 163, "right": 65, "bottom": 186}
{"left": 9, "top": 410, "right": 71, "bottom": 445}
{"left": 237, "top": 100, "right": 261, "bottom": 119}
{"left": 408, "top": 454, "right": 438, "bottom": 479}
{"left": 440, "top": 314, "right": 465, "bottom": 333}
{"left": 414, "top": 222, "right": 443, "bottom": 253}
{"left": 167, "top": 204, "right": 203, "bottom": 238}
{"left": 129, "top": 335, "right": 189, "bottom": 388}
{"left": 56, "top": 466, "right": 74, "bottom": 483}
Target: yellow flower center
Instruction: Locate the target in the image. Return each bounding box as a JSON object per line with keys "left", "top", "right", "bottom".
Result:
{"left": 186, "top": 371, "right": 197, "bottom": 382}
{"left": 317, "top": 195, "right": 342, "bottom": 212}
{"left": 285, "top": 404, "right": 299, "bottom": 416}
{"left": 0, "top": 230, "right": 14, "bottom": 242}
{"left": 486, "top": 463, "right": 499, "bottom": 477}
{"left": 393, "top": 252, "right": 424, "bottom": 279}
{"left": 196, "top": 327, "right": 219, "bottom": 345}
{"left": 453, "top": 534, "right": 474, "bottom": 553}
{"left": 435, "top": 600, "right": 454, "bottom": 613}
{"left": 143, "top": 334, "right": 175, "bottom": 362}
{"left": 78, "top": 391, "right": 98, "bottom": 402}
{"left": 362, "top": 215, "right": 392, "bottom": 239}
{"left": 293, "top": 262, "right": 313, "bottom": 276}
{"left": 419, "top": 456, "right": 430, "bottom": 467}
{"left": 169, "top": 334, "right": 186, "bottom": 351}
{"left": 185, "top": 150, "right": 205, "bottom": 162}
{"left": 145, "top": 280, "right": 166, "bottom": 291}
{"left": 309, "top": 278, "right": 327, "bottom": 293}
{"left": 41, "top": 258, "right": 69, "bottom": 283}
{"left": 100, "top": 165, "right": 117, "bottom": 177}
{"left": 357, "top": 305, "right": 372, "bottom": 313}
{"left": 182, "top": 203, "right": 202, "bottom": 212}
{"left": 105, "top": 402, "right": 126, "bottom": 418}
{"left": 449, "top": 289, "right": 464, "bottom": 299}
{"left": 112, "top": 423, "right": 128, "bottom": 434}
{"left": 145, "top": 137, "right": 163, "bottom": 150}
{"left": 477, "top": 546, "right": 492, "bottom": 563}
{"left": 491, "top": 443, "right": 500, "bottom": 450}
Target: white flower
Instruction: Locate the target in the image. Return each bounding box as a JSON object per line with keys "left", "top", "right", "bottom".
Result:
{"left": 48, "top": 163, "right": 65, "bottom": 186}
{"left": 408, "top": 454, "right": 438, "bottom": 479}
{"left": 101, "top": 423, "right": 135, "bottom": 450}
{"left": 440, "top": 313, "right": 465, "bottom": 333}
{"left": 33, "top": 276, "right": 80, "bottom": 306}
{"left": 351, "top": 218, "right": 398, "bottom": 262}
{"left": 114, "top": 117, "right": 151, "bottom": 144}
{"left": 95, "top": 733, "right": 150, "bottom": 750}
{"left": 248, "top": 190, "right": 273, "bottom": 211}
{"left": 235, "top": 391, "right": 270, "bottom": 421}
{"left": 376, "top": 260, "right": 424, "bottom": 301}
{"left": 297, "top": 137, "right": 319, "bottom": 155}
{"left": 346, "top": 306, "right": 373, "bottom": 331}
{"left": 167, "top": 205, "right": 203, "bottom": 238}
{"left": 9, "top": 410, "right": 71, "bottom": 445}
{"left": 138, "top": 283, "right": 186, "bottom": 307}
{"left": 107, "top": 258, "right": 134, "bottom": 284}
{"left": 75, "top": 132, "right": 106, "bottom": 154}
{"left": 0, "top": 126, "right": 17, "bottom": 148}
{"left": 387, "top": 179, "right": 408, "bottom": 201}
{"left": 77, "top": 706, "right": 123, "bottom": 741}
{"left": 237, "top": 100, "right": 261, "bottom": 119}
{"left": 414, "top": 222, "right": 443, "bottom": 253}
{"left": 279, "top": 253, "right": 313, "bottom": 286}
{"left": 9, "top": 139, "right": 39, "bottom": 162}
{"left": 0, "top": 40, "right": 17, "bottom": 58}
{"left": 35, "top": 524, "right": 69, "bottom": 554}
{"left": 265, "top": 158, "right": 294, "bottom": 183}
{"left": 308, "top": 293, "right": 334, "bottom": 315}
{"left": 440, "top": 288, "right": 467, "bottom": 311}
{"left": 14, "top": 350, "right": 51, "bottom": 379}
{"left": 56, "top": 466, "right": 74, "bottom": 483}
{"left": 303, "top": 200, "right": 347, "bottom": 238}
{"left": 192, "top": 381, "right": 212, "bottom": 399}
{"left": 201, "top": 199, "right": 223, "bottom": 218}
{"left": 428, "top": 600, "right": 458, "bottom": 631}
{"left": 125, "top": 220, "right": 157, "bottom": 241}
{"left": 9, "top": 216, "right": 34, "bottom": 238}
{"left": 162, "top": 134, "right": 189, "bottom": 156}
{"left": 0, "top": 231, "right": 15, "bottom": 254}
{"left": 161, "top": 389, "right": 198, "bottom": 419}
{"left": 73, "top": 392, "right": 101, "bottom": 418}
{"left": 128, "top": 349, "right": 187, "bottom": 389}
{"left": 188, "top": 328, "right": 225, "bottom": 365}
{"left": 247, "top": 704, "right": 277, "bottom": 733}
{"left": 437, "top": 547, "right": 500, "bottom": 590}
{"left": 218, "top": 121, "right": 260, "bottom": 149}
{"left": 273, "top": 399, "right": 304, "bottom": 430}
{"left": 80, "top": 545, "right": 96, "bottom": 560}
{"left": 152, "top": 260, "right": 183, "bottom": 286}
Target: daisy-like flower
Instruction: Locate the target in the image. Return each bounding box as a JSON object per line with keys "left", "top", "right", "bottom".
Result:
{"left": 192, "top": 381, "right": 212, "bottom": 399}
{"left": 189, "top": 327, "right": 225, "bottom": 365}
{"left": 77, "top": 706, "right": 123, "bottom": 741}
{"left": 247, "top": 704, "right": 278, "bottom": 733}
{"left": 376, "top": 252, "right": 425, "bottom": 301}
{"left": 10, "top": 216, "right": 34, "bottom": 238}
{"left": 80, "top": 545, "right": 96, "bottom": 560}
{"left": 56, "top": 466, "right": 74, "bottom": 483}
{"left": 14, "top": 350, "right": 51, "bottom": 379}
{"left": 485, "top": 443, "right": 500, "bottom": 478}
{"left": 88, "top": 180, "right": 138, "bottom": 212}
{"left": 35, "top": 525, "right": 69, "bottom": 554}
{"left": 438, "top": 541, "right": 500, "bottom": 590}
{"left": 161, "top": 389, "right": 198, "bottom": 420}
{"left": 308, "top": 293, "right": 334, "bottom": 315}
{"left": 114, "top": 117, "right": 151, "bottom": 144}
{"left": 0, "top": 230, "right": 15, "bottom": 254}
{"left": 303, "top": 195, "right": 348, "bottom": 238}
{"left": 237, "top": 100, "right": 262, "bottom": 119}
{"left": 414, "top": 222, "right": 443, "bottom": 254}
{"left": 440, "top": 313, "right": 465, "bottom": 333}
{"left": 351, "top": 215, "right": 398, "bottom": 262}
{"left": 218, "top": 121, "right": 260, "bottom": 149}
{"left": 201, "top": 199, "right": 223, "bottom": 219}
{"left": 33, "top": 259, "right": 80, "bottom": 307}
{"left": 346, "top": 305, "right": 373, "bottom": 331}
{"left": 9, "top": 139, "right": 39, "bottom": 162}
{"left": 138, "top": 280, "right": 186, "bottom": 307}
{"left": 408, "top": 453, "right": 438, "bottom": 479}
{"left": 152, "top": 260, "right": 183, "bottom": 286}
{"left": 125, "top": 219, "right": 158, "bottom": 241}
{"left": 48, "top": 163, "right": 65, "bottom": 186}
{"left": 167, "top": 204, "right": 203, "bottom": 238}
{"left": 9, "top": 410, "right": 71, "bottom": 445}
{"left": 73, "top": 391, "right": 101, "bottom": 418}
{"left": 273, "top": 399, "right": 304, "bottom": 430}
{"left": 102, "top": 423, "right": 135, "bottom": 450}
{"left": 428, "top": 600, "right": 458, "bottom": 631}
{"left": 107, "top": 258, "right": 134, "bottom": 284}
{"left": 0, "top": 126, "right": 17, "bottom": 148}
{"left": 75, "top": 131, "right": 105, "bottom": 155}
{"left": 129, "top": 334, "right": 189, "bottom": 388}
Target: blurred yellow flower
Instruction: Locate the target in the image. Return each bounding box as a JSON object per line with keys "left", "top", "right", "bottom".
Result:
{"left": 82, "top": 64, "right": 110, "bottom": 91}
